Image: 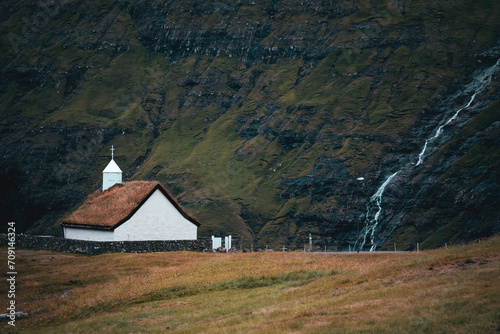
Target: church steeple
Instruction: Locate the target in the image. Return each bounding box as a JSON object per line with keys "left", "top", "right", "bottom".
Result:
{"left": 102, "top": 145, "right": 122, "bottom": 191}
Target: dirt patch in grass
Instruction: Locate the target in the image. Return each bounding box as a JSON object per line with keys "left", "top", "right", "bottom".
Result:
{"left": 385, "top": 254, "right": 499, "bottom": 285}
{"left": 137, "top": 314, "right": 172, "bottom": 325}
{"left": 282, "top": 286, "right": 300, "bottom": 293}
{"left": 430, "top": 255, "right": 495, "bottom": 275}
{"left": 256, "top": 305, "right": 281, "bottom": 314}
{"left": 130, "top": 305, "right": 154, "bottom": 312}
{"left": 160, "top": 301, "right": 191, "bottom": 307}
{"left": 98, "top": 325, "right": 117, "bottom": 332}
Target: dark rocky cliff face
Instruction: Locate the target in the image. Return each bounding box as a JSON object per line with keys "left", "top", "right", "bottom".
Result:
{"left": 1, "top": 0, "right": 499, "bottom": 250}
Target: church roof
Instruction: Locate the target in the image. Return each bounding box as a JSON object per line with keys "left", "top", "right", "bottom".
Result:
{"left": 102, "top": 159, "right": 122, "bottom": 173}
{"left": 61, "top": 181, "right": 200, "bottom": 229}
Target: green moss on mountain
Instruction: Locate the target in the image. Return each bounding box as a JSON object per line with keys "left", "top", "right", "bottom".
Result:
{"left": 1, "top": 0, "right": 499, "bottom": 248}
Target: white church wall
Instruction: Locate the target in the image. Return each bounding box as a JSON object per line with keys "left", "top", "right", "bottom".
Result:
{"left": 63, "top": 226, "right": 114, "bottom": 241}
{"left": 113, "top": 189, "right": 197, "bottom": 241}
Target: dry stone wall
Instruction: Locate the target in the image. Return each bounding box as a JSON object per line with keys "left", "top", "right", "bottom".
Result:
{"left": 0, "top": 234, "right": 213, "bottom": 255}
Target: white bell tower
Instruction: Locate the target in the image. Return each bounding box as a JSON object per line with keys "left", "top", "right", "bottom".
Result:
{"left": 102, "top": 145, "right": 122, "bottom": 191}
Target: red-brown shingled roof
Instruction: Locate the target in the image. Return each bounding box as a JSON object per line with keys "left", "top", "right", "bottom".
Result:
{"left": 62, "top": 181, "right": 199, "bottom": 229}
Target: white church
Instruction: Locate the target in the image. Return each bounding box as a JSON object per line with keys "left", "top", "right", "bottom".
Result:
{"left": 61, "top": 146, "right": 199, "bottom": 241}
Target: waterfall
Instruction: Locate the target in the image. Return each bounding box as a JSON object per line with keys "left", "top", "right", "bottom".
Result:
{"left": 417, "top": 58, "right": 500, "bottom": 166}
{"left": 416, "top": 94, "right": 476, "bottom": 165}
{"left": 356, "top": 57, "right": 500, "bottom": 251}
{"left": 356, "top": 171, "right": 398, "bottom": 251}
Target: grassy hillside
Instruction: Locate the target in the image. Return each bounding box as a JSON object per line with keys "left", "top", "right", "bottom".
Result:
{"left": 1, "top": 236, "right": 499, "bottom": 333}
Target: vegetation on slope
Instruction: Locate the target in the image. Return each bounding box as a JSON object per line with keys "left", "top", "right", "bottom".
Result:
{"left": 1, "top": 237, "right": 499, "bottom": 333}
{"left": 1, "top": 0, "right": 499, "bottom": 248}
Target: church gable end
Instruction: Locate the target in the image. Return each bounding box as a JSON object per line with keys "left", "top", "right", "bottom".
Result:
{"left": 112, "top": 183, "right": 200, "bottom": 230}
{"left": 113, "top": 188, "right": 198, "bottom": 241}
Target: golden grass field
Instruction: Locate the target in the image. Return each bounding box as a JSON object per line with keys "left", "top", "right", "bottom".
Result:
{"left": 1, "top": 236, "right": 499, "bottom": 333}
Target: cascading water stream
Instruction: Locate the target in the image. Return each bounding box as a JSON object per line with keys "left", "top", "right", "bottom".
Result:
{"left": 416, "top": 93, "right": 477, "bottom": 165}
{"left": 356, "top": 58, "right": 500, "bottom": 251}
{"left": 356, "top": 171, "right": 399, "bottom": 251}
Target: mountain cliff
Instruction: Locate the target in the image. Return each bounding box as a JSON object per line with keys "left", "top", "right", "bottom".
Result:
{"left": 1, "top": 0, "right": 499, "bottom": 250}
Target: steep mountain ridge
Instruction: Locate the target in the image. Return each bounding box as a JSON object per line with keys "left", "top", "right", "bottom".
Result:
{"left": 1, "top": 0, "right": 499, "bottom": 250}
